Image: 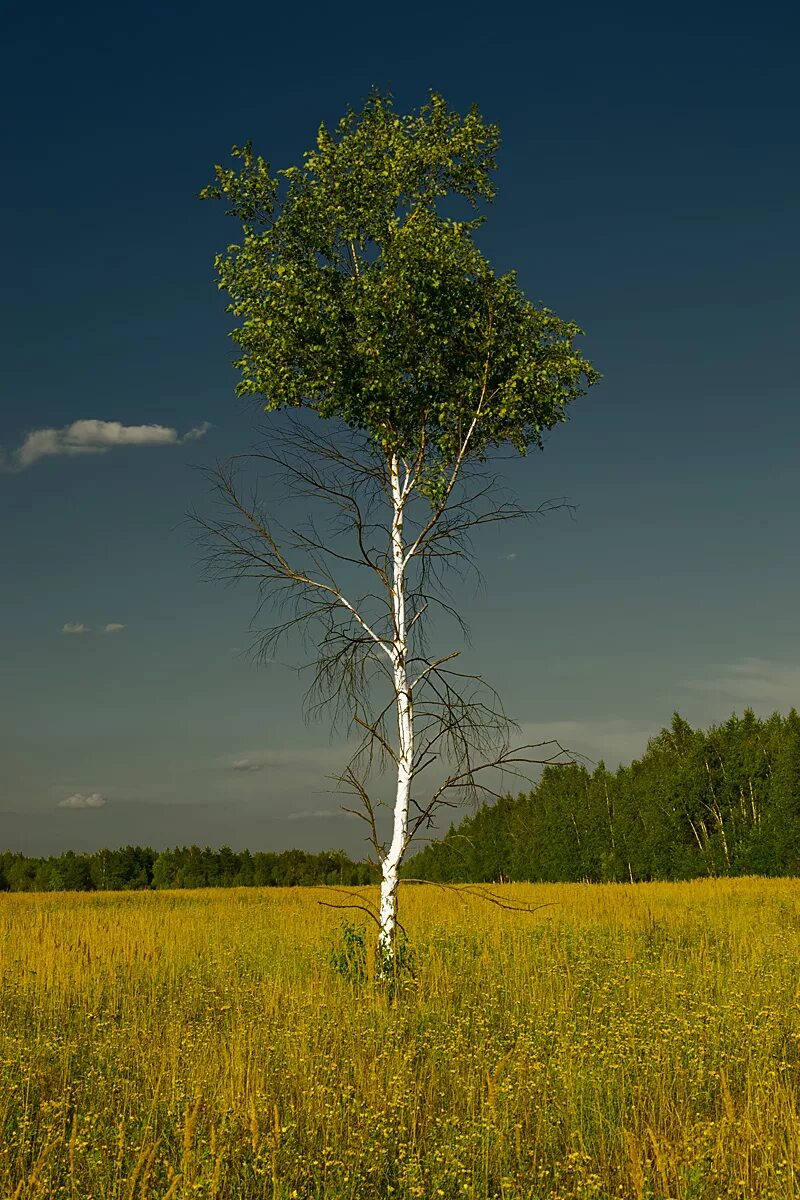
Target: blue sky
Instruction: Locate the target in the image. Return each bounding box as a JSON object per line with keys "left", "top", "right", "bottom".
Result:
{"left": 1, "top": 1, "right": 798, "bottom": 856}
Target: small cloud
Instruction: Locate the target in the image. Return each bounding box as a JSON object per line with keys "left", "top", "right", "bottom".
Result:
{"left": 285, "top": 808, "right": 352, "bottom": 820}
{"left": 181, "top": 421, "right": 212, "bottom": 442}
{"left": 222, "top": 745, "right": 344, "bottom": 774}
{"left": 61, "top": 622, "right": 90, "bottom": 635}
{"left": 505, "top": 552, "right": 518, "bottom": 561}
{"left": 231, "top": 758, "right": 264, "bottom": 772}
{"left": 518, "top": 718, "right": 659, "bottom": 770}
{"left": 684, "top": 658, "right": 800, "bottom": 713}
{"left": 4, "top": 418, "right": 211, "bottom": 471}
{"left": 57, "top": 792, "right": 106, "bottom": 809}
{"left": 104, "top": 623, "right": 126, "bottom": 634}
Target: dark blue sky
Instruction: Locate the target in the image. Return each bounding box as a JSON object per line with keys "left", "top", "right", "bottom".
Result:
{"left": 2, "top": 1, "right": 798, "bottom": 855}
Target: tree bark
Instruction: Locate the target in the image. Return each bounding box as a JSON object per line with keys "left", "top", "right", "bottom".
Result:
{"left": 378, "top": 454, "right": 413, "bottom": 970}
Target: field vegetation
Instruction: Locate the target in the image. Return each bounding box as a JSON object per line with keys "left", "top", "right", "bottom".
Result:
{"left": 2, "top": 878, "right": 800, "bottom": 1199}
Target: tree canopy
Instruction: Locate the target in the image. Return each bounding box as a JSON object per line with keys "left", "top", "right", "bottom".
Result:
{"left": 202, "top": 91, "right": 598, "bottom": 477}
{"left": 403, "top": 708, "right": 800, "bottom": 884}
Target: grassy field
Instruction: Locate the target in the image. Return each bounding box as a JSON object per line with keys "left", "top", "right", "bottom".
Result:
{"left": 1, "top": 878, "right": 799, "bottom": 1199}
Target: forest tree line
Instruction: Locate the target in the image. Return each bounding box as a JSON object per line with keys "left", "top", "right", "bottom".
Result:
{"left": 0, "top": 845, "right": 375, "bottom": 893}
{"left": 3, "top": 708, "right": 799, "bottom": 892}
{"left": 402, "top": 708, "right": 800, "bottom": 883}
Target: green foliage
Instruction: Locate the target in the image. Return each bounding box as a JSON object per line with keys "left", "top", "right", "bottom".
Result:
{"left": 0, "top": 846, "right": 376, "bottom": 893}
{"left": 329, "top": 919, "right": 417, "bottom": 993}
{"left": 328, "top": 920, "right": 369, "bottom": 984}
{"left": 202, "top": 90, "right": 598, "bottom": 464}
{"left": 404, "top": 707, "right": 800, "bottom": 884}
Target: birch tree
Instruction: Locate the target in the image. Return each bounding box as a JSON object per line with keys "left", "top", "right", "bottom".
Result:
{"left": 200, "top": 91, "right": 599, "bottom": 970}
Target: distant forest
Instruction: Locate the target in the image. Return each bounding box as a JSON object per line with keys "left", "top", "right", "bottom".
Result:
{"left": 2, "top": 708, "right": 798, "bottom": 892}
{"left": 403, "top": 708, "right": 800, "bottom": 883}
{"left": 0, "top": 846, "right": 375, "bottom": 893}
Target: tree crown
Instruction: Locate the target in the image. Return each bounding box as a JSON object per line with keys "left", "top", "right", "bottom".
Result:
{"left": 202, "top": 91, "right": 599, "bottom": 470}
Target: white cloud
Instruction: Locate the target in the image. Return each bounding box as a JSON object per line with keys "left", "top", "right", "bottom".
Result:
{"left": 231, "top": 758, "right": 264, "bottom": 772}
{"left": 5, "top": 418, "right": 211, "bottom": 470}
{"left": 61, "top": 622, "right": 90, "bottom": 635}
{"left": 224, "top": 745, "right": 345, "bottom": 773}
{"left": 57, "top": 792, "right": 106, "bottom": 809}
{"left": 517, "top": 718, "right": 659, "bottom": 769}
{"left": 684, "top": 658, "right": 800, "bottom": 713}
{"left": 285, "top": 808, "right": 355, "bottom": 820}
{"left": 104, "top": 623, "right": 126, "bottom": 634}
{"left": 181, "top": 421, "right": 212, "bottom": 442}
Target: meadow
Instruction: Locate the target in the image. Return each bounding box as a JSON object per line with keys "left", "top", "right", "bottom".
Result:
{"left": 1, "top": 878, "right": 799, "bottom": 1200}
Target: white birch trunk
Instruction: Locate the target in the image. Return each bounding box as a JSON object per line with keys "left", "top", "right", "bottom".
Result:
{"left": 378, "top": 453, "right": 413, "bottom": 971}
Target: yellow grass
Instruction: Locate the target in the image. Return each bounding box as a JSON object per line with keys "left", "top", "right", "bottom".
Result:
{"left": 1, "top": 878, "right": 799, "bottom": 1199}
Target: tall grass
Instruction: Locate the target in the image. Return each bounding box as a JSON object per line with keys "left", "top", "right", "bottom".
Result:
{"left": 2, "top": 878, "right": 799, "bottom": 1198}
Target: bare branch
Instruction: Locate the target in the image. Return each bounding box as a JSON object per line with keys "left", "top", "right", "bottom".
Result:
{"left": 317, "top": 901, "right": 381, "bottom": 928}
{"left": 191, "top": 456, "right": 393, "bottom": 664}
{"left": 401, "top": 878, "right": 557, "bottom": 915}
{"left": 191, "top": 412, "right": 577, "bottom": 965}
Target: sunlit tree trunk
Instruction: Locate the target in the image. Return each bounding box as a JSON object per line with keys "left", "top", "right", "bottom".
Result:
{"left": 378, "top": 453, "right": 413, "bottom": 969}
